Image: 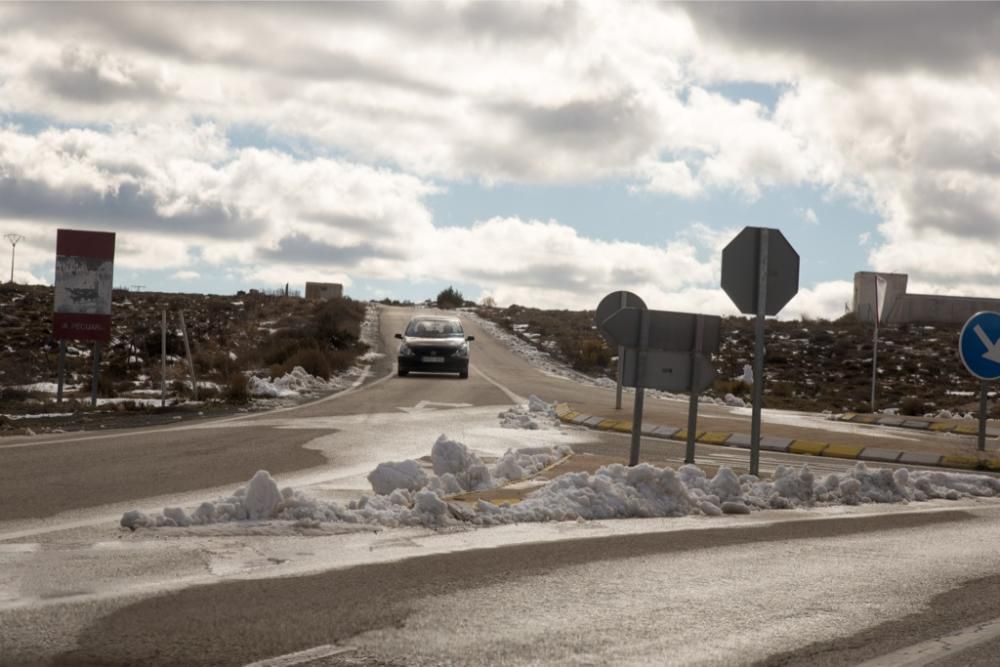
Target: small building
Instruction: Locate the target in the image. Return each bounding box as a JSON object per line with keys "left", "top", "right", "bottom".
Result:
{"left": 854, "top": 272, "right": 1000, "bottom": 325}
{"left": 305, "top": 282, "right": 343, "bottom": 301}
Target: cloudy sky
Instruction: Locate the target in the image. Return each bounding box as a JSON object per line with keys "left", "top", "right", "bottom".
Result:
{"left": 3, "top": 2, "right": 1000, "bottom": 319}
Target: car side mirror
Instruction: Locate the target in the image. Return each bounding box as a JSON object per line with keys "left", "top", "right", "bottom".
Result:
{"left": 394, "top": 333, "right": 403, "bottom": 339}
{"left": 466, "top": 335, "right": 475, "bottom": 341}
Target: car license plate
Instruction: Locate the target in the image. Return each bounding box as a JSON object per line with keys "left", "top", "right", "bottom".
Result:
{"left": 422, "top": 356, "right": 445, "bottom": 363}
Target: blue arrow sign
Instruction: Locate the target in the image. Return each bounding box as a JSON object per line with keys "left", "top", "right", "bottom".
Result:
{"left": 959, "top": 311, "right": 1000, "bottom": 380}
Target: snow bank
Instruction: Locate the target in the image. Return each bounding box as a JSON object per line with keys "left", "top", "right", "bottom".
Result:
{"left": 122, "top": 437, "right": 1000, "bottom": 532}
{"left": 123, "top": 438, "right": 572, "bottom": 530}
{"left": 498, "top": 394, "right": 560, "bottom": 430}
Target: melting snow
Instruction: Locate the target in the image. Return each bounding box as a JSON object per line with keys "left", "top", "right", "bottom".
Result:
{"left": 121, "top": 438, "right": 1000, "bottom": 532}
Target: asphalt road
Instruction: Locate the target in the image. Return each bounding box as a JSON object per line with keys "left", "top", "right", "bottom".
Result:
{"left": 4, "top": 305, "right": 1000, "bottom": 666}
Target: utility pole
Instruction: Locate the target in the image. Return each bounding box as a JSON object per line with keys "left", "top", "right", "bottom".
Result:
{"left": 4, "top": 234, "right": 23, "bottom": 283}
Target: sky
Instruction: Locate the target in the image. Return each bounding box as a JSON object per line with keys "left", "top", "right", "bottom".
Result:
{"left": 2, "top": 2, "right": 1000, "bottom": 320}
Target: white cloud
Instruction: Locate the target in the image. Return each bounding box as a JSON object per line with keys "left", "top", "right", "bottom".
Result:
{"left": 171, "top": 270, "right": 199, "bottom": 280}
{"left": 797, "top": 207, "right": 819, "bottom": 225}
{"left": 1, "top": 2, "right": 999, "bottom": 313}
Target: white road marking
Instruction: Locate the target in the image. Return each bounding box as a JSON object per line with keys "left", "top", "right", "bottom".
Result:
{"left": 398, "top": 400, "right": 474, "bottom": 413}
{"left": 470, "top": 363, "right": 525, "bottom": 404}
{"left": 244, "top": 644, "right": 355, "bottom": 667}
{"left": 857, "top": 616, "right": 1000, "bottom": 666}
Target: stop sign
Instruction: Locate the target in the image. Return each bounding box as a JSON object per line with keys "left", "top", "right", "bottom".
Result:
{"left": 721, "top": 227, "right": 799, "bottom": 316}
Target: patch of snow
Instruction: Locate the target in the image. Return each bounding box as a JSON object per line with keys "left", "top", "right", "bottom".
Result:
{"left": 498, "top": 394, "right": 560, "bottom": 430}
{"left": 359, "top": 350, "right": 384, "bottom": 363}
{"left": 723, "top": 393, "right": 746, "bottom": 408}
{"left": 1, "top": 413, "right": 74, "bottom": 420}
{"left": 368, "top": 459, "right": 429, "bottom": 496}
{"left": 228, "top": 351, "right": 238, "bottom": 362}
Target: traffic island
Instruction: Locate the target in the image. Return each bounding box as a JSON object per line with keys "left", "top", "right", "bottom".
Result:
{"left": 554, "top": 404, "right": 1000, "bottom": 473}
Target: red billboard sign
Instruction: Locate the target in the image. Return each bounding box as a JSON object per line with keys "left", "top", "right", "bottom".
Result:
{"left": 52, "top": 229, "right": 116, "bottom": 342}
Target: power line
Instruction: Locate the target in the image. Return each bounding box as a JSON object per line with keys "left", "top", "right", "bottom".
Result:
{"left": 3, "top": 234, "right": 23, "bottom": 284}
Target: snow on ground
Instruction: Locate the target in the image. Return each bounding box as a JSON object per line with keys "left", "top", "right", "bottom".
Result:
{"left": 121, "top": 436, "right": 1000, "bottom": 532}
{"left": 498, "top": 394, "right": 561, "bottom": 430}
{"left": 14, "top": 382, "right": 82, "bottom": 394}
{"left": 1, "top": 412, "right": 74, "bottom": 420}
{"left": 122, "top": 437, "right": 572, "bottom": 530}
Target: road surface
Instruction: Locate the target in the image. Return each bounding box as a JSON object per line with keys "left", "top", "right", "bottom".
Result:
{"left": 3, "top": 305, "right": 1000, "bottom": 666}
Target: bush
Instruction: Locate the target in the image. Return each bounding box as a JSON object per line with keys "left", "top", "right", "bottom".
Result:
{"left": 285, "top": 348, "right": 331, "bottom": 380}
{"left": 900, "top": 396, "right": 927, "bottom": 416}
{"left": 573, "top": 339, "right": 611, "bottom": 371}
{"left": 225, "top": 373, "right": 250, "bottom": 404}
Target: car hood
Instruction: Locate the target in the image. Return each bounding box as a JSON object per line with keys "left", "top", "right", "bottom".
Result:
{"left": 402, "top": 336, "right": 466, "bottom": 348}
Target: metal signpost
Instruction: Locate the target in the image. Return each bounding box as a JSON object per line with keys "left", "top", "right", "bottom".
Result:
{"left": 871, "top": 274, "right": 888, "bottom": 412}
{"left": 602, "top": 305, "right": 720, "bottom": 465}
{"left": 595, "top": 291, "right": 646, "bottom": 410}
{"left": 958, "top": 311, "right": 1000, "bottom": 451}
{"left": 52, "top": 229, "right": 116, "bottom": 406}
{"left": 721, "top": 227, "right": 799, "bottom": 476}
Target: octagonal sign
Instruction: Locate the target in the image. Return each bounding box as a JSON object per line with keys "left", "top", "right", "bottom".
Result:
{"left": 721, "top": 227, "right": 799, "bottom": 316}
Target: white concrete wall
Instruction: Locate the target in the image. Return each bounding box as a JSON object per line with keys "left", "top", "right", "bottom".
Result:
{"left": 853, "top": 272, "right": 1000, "bottom": 324}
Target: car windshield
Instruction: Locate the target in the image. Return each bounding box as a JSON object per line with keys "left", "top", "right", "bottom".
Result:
{"left": 405, "top": 318, "right": 464, "bottom": 338}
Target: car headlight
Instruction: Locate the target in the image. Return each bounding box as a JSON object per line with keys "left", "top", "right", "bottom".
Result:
{"left": 454, "top": 343, "right": 469, "bottom": 358}
{"left": 398, "top": 343, "right": 414, "bottom": 357}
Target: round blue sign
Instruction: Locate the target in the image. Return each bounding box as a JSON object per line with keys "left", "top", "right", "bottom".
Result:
{"left": 959, "top": 311, "right": 1000, "bottom": 380}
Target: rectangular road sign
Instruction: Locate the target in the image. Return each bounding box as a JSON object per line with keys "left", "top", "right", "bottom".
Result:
{"left": 602, "top": 308, "right": 721, "bottom": 353}
{"left": 621, "top": 349, "right": 716, "bottom": 393}
{"left": 53, "top": 229, "right": 116, "bottom": 341}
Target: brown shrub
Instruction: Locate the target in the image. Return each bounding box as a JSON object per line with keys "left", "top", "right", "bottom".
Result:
{"left": 285, "top": 348, "right": 331, "bottom": 380}
{"left": 225, "top": 372, "right": 250, "bottom": 404}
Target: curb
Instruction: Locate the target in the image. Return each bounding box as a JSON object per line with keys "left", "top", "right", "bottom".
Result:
{"left": 830, "top": 412, "right": 1000, "bottom": 439}
{"left": 554, "top": 404, "right": 1000, "bottom": 473}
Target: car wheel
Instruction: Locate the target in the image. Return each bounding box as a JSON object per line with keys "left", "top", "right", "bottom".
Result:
{"left": 459, "top": 369, "right": 468, "bottom": 379}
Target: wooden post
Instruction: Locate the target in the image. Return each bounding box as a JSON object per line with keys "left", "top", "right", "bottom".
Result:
{"left": 179, "top": 310, "right": 198, "bottom": 401}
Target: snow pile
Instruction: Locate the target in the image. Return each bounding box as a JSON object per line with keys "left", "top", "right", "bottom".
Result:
{"left": 123, "top": 438, "right": 572, "bottom": 530}
{"left": 723, "top": 393, "right": 746, "bottom": 408}
{"left": 248, "top": 366, "right": 341, "bottom": 398}
{"left": 498, "top": 394, "right": 560, "bottom": 430}
{"left": 122, "top": 438, "right": 1000, "bottom": 531}
{"left": 368, "top": 459, "right": 429, "bottom": 495}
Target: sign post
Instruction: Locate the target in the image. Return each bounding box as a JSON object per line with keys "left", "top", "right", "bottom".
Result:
{"left": 602, "top": 306, "right": 720, "bottom": 465}
{"left": 958, "top": 311, "right": 1000, "bottom": 451}
{"left": 52, "top": 229, "right": 116, "bottom": 405}
{"left": 721, "top": 227, "right": 799, "bottom": 476}
{"left": 871, "top": 274, "right": 888, "bottom": 412}
{"left": 595, "top": 291, "right": 646, "bottom": 410}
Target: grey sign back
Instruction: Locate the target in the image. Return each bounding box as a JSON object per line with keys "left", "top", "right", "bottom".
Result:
{"left": 721, "top": 227, "right": 800, "bottom": 316}
{"left": 595, "top": 291, "right": 646, "bottom": 343}
{"left": 601, "top": 308, "right": 721, "bottom": 353}
{"left": 621, "top": 349, "right": 716, "bottom": 393}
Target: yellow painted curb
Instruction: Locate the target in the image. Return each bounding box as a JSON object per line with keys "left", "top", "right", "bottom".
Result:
{"left": 983, "top": 459, "right": 1000, "bottom": 472}
{"left": 821, "top": 443, "right": 863, "bottom": 459}
{"left": 610, "top": 421, "right": 633, "bottom": 433}
{"left": 554, "top": 403, "right": 572, "bottom": 417}
{"left": 672, "top": 430, "right": 704, "bottom": 442}
{"left": 928, "top": 422, "right": 954, "bottom": 432}
{"left": 596, "top": 419, "right": 619, "bottom": 430}
{"left": 852, "top": 415, "right": 878, "bottom": 424}
{"left": 698, "top": 432, "right": 732, "bottom": 445}
{"left": 841, "top": 412, "right": 857, "bottom": 421}
{"left": 789, "top": 440, "right": 829, "bottom": 456}
{"left": 940, "top": 455, "right": 982, "bottom": 470}
{"left": 953, "top": 424, "right": 980, "bottom": 436}
{"left": 562, "top": 411, "right": 579, "bottom": 422}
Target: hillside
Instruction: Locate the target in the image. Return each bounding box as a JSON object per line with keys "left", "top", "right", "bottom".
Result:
{"left": 475, "top": 305, "right": 990, "bottom": 418}
{"left": 0, "top": 283, "right": 371, "bottom": 434}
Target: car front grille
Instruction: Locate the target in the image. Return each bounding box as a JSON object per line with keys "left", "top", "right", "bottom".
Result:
{"left": 413, "top": 347, "right": 454, "bottom": 358}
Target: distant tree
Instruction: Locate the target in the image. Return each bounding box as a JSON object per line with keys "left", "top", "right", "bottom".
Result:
{"left": 480, "top": 295, "right": 497, "bottom": 308}
{"left": 436, "top": 286, "right": 464, "bottom": 309}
